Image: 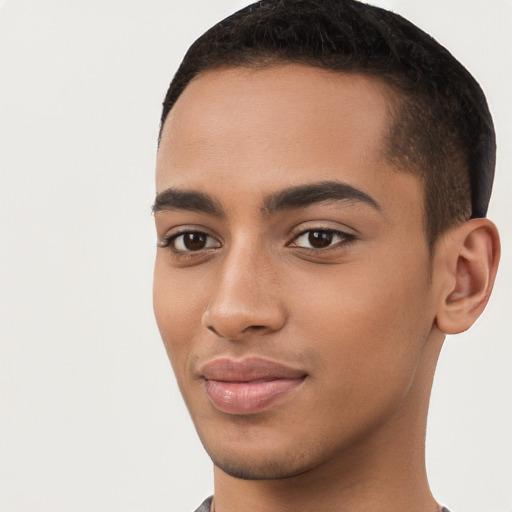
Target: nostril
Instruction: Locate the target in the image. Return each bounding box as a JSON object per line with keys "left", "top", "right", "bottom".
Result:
{"left": 248, "top": 325, "right": 266, "bottom": 331}
{"left": 202, "top": 301, "right": 287, "bottom": 340}
{"left": 207, "top": 325, "right": 221, "bottom": 336}
{"left": 206, "top": 323, "right": 268, "bottom": 339}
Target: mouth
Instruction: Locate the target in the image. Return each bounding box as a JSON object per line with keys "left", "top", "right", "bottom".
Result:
{"left": 201, "top": 357, "right": 308, "bottom": 415}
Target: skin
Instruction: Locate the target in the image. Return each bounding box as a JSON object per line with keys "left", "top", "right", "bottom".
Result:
{"left": 153, "top": 65, "right": 499, "bottom": 512}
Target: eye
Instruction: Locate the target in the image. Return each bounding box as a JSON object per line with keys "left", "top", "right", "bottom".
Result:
{"left": 290, "top": 229, "right": 354, "bottom": 250}
{"left": 160, "top": 231, "right": 221, "bottom": 253}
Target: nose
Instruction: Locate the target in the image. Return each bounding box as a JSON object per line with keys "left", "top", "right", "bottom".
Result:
{"left": 201, "top": 241, "right": 286, "bottom": 341}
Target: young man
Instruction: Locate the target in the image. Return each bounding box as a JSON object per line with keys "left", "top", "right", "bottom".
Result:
{"left": 152, "top": 1, "right": 500, "bottom": 511}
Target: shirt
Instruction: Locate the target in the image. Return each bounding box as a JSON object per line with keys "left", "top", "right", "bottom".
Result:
{"left": 193, "top": 496, "right": 451, "bottom": 511}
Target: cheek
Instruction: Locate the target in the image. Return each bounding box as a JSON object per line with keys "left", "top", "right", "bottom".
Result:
{"left": 153, "top": 260, "right": 207, "bottom": 369}
{"left": 290, "top": 255, "right": 433, "bottom": 398}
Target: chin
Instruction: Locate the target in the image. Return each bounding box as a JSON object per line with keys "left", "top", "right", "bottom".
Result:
{"left": 210, "top": 451, "right": 316, "bottom": 481}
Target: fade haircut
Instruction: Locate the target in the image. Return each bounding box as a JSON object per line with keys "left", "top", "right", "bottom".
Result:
{"left": 159, "top": 0, "right": 496, "bottom": 247}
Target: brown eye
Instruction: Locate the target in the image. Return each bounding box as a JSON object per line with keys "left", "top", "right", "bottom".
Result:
{"left": 168, "top": 231, "right": 221, "bottom": 252}
{"left": 308, "top": 230, "right": 334, "bottom": 248}
{"left": 183, "top": 232, "right": 207, "bottom": 250}
{"left": 291, "top": 229, "right": 352, "bottom": 250}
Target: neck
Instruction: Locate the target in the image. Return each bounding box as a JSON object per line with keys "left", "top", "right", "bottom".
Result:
{"left": 212, "top": 331, "right": 444, "bottom": 512}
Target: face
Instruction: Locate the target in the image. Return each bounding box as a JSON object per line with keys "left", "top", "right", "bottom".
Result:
{"left": 154, "top": 65, "right": 440, "bottom": 480}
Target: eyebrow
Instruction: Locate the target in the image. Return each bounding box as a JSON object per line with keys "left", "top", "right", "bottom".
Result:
{"left": 262, "top": 181, "right": 381, "bottom": 214}
{"left": 152, "top": 180, "right": 380, "bottom": 217}
{"left": 152, "top": 188, "right": 225, "bottom": 216}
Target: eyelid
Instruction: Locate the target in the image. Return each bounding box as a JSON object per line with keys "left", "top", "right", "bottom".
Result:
{"left": 157, "top": 223, "right": 356, "bottom": 257}
{"left": 158, "top": 226, "right": 222, "bottom": 252}
{"left": 287, "top": 225, "right": 357, "bottom": 251}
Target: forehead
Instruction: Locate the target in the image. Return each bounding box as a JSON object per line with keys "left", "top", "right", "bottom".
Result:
{"left": 163, "top": 64, "right": 393, "bottom": 135}
{"left": 159, "top": 66, "right": 391, "bottom": 167}
{"left": 156, "top": 64, "right": 421, "bottom": 221}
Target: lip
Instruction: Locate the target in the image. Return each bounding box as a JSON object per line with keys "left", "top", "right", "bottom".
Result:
{"left": 201, "top": 357, "right": 307, "bottom": 415}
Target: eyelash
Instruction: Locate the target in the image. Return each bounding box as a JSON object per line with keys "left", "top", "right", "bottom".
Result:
{"left": 158, "top": 230, "right": 220, "bottom": 253}
{"left": 288, "top": 228, "right": 356, "bottom": 252}
{"left": 158, "top": 227, "right": 356, "bottom": 256}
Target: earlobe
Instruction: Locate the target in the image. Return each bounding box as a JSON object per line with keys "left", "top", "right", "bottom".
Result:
{"left": 435, "top": 218, "right": 500, "bottom": 335}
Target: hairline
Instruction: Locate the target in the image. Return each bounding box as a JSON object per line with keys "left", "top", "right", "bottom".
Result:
{"left": 159, "top": 59, "right": 448, "bottom": 257}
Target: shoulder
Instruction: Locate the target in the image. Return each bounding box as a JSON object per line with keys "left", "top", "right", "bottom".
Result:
{"left": 193, "top": 496, "right": 213, "bottom": 512}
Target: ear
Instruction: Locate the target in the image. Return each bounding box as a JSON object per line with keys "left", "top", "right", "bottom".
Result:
{"left": 435, "top": 218, "right": 500, "bottom": 335}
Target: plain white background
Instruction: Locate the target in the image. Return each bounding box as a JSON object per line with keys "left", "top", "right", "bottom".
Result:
{"left": 0, "top": 1, "right": 510, "bottom": 511}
